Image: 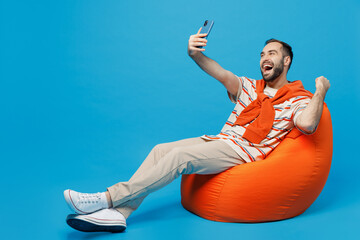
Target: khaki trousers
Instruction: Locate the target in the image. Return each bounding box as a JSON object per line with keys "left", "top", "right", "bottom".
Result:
{"left": 107, "top": 137, "right": 245, "bottom": 219}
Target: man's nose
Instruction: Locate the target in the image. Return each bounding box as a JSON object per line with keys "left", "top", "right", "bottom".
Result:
{"left": 263, "top": 54, "right": 271, "bottom": 61}
{"left": 261, "top": 56, "right": 269, "bottom": 64}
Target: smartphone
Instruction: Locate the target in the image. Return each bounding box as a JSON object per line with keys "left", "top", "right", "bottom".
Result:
{"left": 198, "top": 20, "right": 214, "bottom": 48}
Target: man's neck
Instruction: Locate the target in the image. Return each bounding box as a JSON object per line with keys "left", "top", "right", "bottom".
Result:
{"left": 265, "top": 73, "right": 289, "bottom": 89}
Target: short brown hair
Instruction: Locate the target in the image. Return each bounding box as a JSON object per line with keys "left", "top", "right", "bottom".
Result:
{"left": 265, "top": 39, "right": 293, "bottom": 70}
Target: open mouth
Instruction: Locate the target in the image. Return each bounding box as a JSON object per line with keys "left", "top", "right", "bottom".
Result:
{"left": 263, "top": 63, "right": 273, "bottom": 74}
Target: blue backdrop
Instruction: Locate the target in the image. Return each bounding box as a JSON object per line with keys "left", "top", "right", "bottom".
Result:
{"left": 0, "top": 0, "right": 359, "bottom": 239}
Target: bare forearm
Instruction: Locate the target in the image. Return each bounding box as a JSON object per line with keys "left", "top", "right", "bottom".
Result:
{"left": 190, "top": 52, "right": 228, "bottom": 83}
{"left": 187, "top": 29, "right": 240, "bottom": 95}
{"left": 296, "top": 90, "right": 325, "bottom": 133}
{"left": 296, "top": 76, "right": 330, "bottom": 134}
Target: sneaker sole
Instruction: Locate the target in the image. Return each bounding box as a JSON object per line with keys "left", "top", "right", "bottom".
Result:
{"left": 66, "top": 214, "right": 126, "bottom": 233}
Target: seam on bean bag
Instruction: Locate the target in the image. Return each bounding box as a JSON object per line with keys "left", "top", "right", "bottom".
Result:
{"left": 213, "top": 169, "right": 232, "bottom": 221}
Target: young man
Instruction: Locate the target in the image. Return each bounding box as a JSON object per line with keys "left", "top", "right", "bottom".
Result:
{"left": 64, "top": 28, "right": 330, "bottom": 233}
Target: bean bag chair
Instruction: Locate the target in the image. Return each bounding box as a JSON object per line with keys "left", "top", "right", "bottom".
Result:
{"left": 181, "top": 104, "right": 332, "bottom": 222}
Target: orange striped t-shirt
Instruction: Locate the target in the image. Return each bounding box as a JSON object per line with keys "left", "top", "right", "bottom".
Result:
{"left": 201, "top": 76, "right": 312, "bottom": 163}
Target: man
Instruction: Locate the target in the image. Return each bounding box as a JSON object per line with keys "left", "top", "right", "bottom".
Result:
{"left": 64, "top": 28, "right": 330, "bottom": 233}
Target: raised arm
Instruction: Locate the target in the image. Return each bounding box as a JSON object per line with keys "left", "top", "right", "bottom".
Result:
{"left": 187, "top": 28, "right": 240, "bottom": 96}
{"left": 295, "top": 76, "right": 331, "bottom": 134}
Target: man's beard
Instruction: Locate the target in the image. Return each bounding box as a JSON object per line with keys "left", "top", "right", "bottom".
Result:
{"left": 261, "top": 58, "right": 284, "bottom": 82}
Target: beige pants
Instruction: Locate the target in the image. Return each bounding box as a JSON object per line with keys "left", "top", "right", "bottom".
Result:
{"left": 107, "top": 137, "right": 245, "bottom": 219}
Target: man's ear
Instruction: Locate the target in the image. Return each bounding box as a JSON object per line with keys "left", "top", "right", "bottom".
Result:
{"left": 284, "top": 56, "right": 291, "bottom": 67}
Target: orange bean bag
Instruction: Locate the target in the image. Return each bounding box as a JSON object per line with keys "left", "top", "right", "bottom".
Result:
{"left": 181, "top": 104, "right": 332, "bottom": 222}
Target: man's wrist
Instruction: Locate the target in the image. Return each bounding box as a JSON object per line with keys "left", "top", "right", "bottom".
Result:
{"left": 314, "top": 88, "right": 326, "bottom": 101}
{"left": 189, "top": 51, "right": 202, "bottom": 59}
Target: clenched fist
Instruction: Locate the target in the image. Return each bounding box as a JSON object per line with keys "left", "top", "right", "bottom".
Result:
{"left": 315, "top": 76, "right": 330, "bottom": 98}
{"left": 188, "top": 28, "right": 208, "bottom": 57}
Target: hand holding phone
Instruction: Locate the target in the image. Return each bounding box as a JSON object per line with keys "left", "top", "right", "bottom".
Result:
{"left": 188, "top": 20, "right": 214, "bottom": 56}
{"left": 199, "top": 20, "right": 214, "bottom": 44}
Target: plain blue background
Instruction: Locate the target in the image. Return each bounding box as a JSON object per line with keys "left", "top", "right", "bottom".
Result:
{"left": 1, "top": 0, "right": 359, "bottom": 239}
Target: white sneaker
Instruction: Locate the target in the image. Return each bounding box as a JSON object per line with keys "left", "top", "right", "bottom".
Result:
{"left": 64, "top": 189, "right": 108, "bottom": 214}
{"left": 66, "top": 209, "right": 127, "bottom": 233}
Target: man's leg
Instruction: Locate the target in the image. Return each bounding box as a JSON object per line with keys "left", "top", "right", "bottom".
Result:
{"left": 65, "top": 137, "right": 208, "bottom": 215}
{"left": 109, "top": 137, "right": 209, "bottom": 218}
{"left": 64, "top": 137, "right": 210, "bottom": 232}
{"left": 129, "top": 137, "right": 208, "bottom": 182}
{"left": 108, "top": 139, "right": 245, "bottom": 218}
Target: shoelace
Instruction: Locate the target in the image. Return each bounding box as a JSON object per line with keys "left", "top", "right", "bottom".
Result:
{"left": 78, "top": 192, "right": 101, "bottom": 204}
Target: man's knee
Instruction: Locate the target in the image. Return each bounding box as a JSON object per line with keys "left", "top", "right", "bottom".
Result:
{"left": 150, "top": 142, "right": 177, "bottom": 163}
{"left": 152, "top": 143, "right": 170, "bottom": 155}
{"left": 153, "top": 140, "right": 183, "bottom": 156}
